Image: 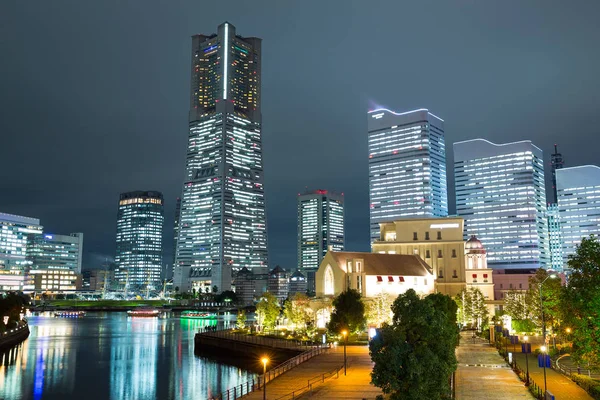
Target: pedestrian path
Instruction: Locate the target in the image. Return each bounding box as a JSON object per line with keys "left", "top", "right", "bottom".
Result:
{"left": 242, "top": 345, "right": 382, "bottom": 400}
{"left": 455, "top": 332, "right": 533, "bottom": 399}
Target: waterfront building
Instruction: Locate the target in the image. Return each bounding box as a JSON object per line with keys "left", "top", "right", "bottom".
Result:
{"left": 114, "top": 191, "right": 164, "bottom": 292}
{"left": 315, "top": 251, "right": 434, "bottom": 298}
{"left": 267, "top": 266, "right": 289, "bottom": 302}
{"left": 372, "top": 217, "right": 466, "bottom": 297}
{"left": 0, "top": 213, "right": 42, "bottom": 290}
{"left": 28, "top": 269, "right": 81, "bottom": 291}
{"left": 28, "top": 233, "right": 84, "bottom": 273}
{"left": 557, "top": 165, "right": 600, "bottom": 262}
{"left": 297, "top": 190, "right": 344, "bottom": 293}
{"left": 175, "top": 22, "right": 268, "bottom": 294}
{"left": 454, "top": 139, "right": 548, "bottom": 270}
{"left": 288, "top": 270, "right": 307, "bottom": 296}
{"left": 367, "top": 108, "right": 448, "bottom": 242}
{"left": 172, "top": 197, "right": 181, "bottom": 278}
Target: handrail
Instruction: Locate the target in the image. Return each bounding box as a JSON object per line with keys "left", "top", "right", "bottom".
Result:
{"left": 274, "top": 364, "right": 344, "bottom": 400}
{"left": 207, "top": 344, "right": 329, "bottom": 400}
{"left": 199, "top": 329, "right": 316, "bottom": 351}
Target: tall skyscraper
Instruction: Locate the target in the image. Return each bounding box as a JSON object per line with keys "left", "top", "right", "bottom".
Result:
{"left": 557, "top": 165, "right": 600, "bottom": 263}
{"left": 546, "top": 204, "right": 563, "bottom": 271}
{"left": 0, "top": 212, "right": 42, "bottom": 290}
{"left": 368, "top": 108, "right": 448, "bottom": 241}
{"left": 28, "top": 233, "right": 84, "bottom": 273}
{"left": 175, "top": 22, "right": 268, "bottom": 293}
{"left": 115, "top": 191, "right": 164, "bottom": 291}
{"left": 297, "top": 190, "right": 344, "bottom": 292}
{"left": 454, "top": 139, "right": 548, "bottom": 270}
{"left": 171, "top": 197, "right": 181, "bottom": 279}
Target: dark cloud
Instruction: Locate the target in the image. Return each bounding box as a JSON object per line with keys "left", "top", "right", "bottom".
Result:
{"left": 1, "top": 1, "right": 599, "bottom": 270}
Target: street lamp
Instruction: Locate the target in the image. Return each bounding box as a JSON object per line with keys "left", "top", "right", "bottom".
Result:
{"left": 523, "top": 336, "right": 530, "bottom": 386}
{"left": 341, "top": 330, "right": 348, "bottom": 376}
{"left": 541, "top": 345, "right": 548, "bottom": 396}
{"left": 261, "top": 357, "right": 269, "bottom": 400}
{"left": 539, "top": 274, "right": 558, "bottom": 348}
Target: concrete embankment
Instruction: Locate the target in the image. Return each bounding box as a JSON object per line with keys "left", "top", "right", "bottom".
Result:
{"left": 0, "top": 323, "right": 30, "bottom": 351}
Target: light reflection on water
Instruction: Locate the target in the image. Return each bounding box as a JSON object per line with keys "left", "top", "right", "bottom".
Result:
{"left": 0, "top": 312, "right": 256, "bottom": 400}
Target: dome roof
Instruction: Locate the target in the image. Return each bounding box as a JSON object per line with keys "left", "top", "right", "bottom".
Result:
{"left": 465, "top": 235, "right": 486, "bottom": 253}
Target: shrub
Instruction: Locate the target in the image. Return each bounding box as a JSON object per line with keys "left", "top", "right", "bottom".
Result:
{"left": 571, "top": 374, "right": 600, "bottom": 400}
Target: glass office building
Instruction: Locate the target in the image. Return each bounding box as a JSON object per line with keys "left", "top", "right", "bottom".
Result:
{"left": 28, "top": 233, "right": 84, "bottom": 273}
{"left": 175, "top": 22, "right": 268, "bottom": 292}
{"left": 454, "top": 139, "right": 548, "bottom": 270}
{"left": 368, "top": 108, "right": 448, "bottom": 242}
{"left": 115, "top": 191, "right": 164, "bottom": 291}
{"left": 0, "top": 212, "right": 42, "bottom": 290}
{"left": 557, "top": 165, "right": 600, "bottom": 263}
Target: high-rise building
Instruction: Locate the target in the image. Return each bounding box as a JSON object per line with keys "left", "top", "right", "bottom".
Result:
{"left": 28, "top": 233, "right": 84, "bottom": 273}
{"left": 547, "top": 144, "right": 565, "bottom": 271}
{"left": 297, "top": 190, "right": 344, "bottom": 292}
{"left": 550, "top": 144, "right": 564, "bottom": 203}
{"left": 0, "top": 213, "right": 42, "bottom": 290}
{"left": 557, "top": 165, "right": 600, "bottom": 263}
{"left": 175, "top": 22, "right": 268, "bottom": 293}
{"left": 115, "top": 191, "right": 164, "bottom": 291}
{"left": 454, "top": 139, "right": 548, "bottom": 270}
{"left": 171, "top": 197, "right": 181, "bottom": 279}
{"left": 368, "top": 108, "right": 448, "bottom": 242}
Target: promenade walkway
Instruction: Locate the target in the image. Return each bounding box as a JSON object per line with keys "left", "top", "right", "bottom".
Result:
{"left": 242, "top": 345, "right": 382, "bottom": 400}
{"left": 455, "top": 332, "right": 533, "bottom": 400}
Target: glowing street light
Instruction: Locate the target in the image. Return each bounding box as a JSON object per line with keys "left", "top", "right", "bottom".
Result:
{"left": 523, "top": 336, "right": 530, "bottom": 386}
{"left": 341, "top": 330, "right": 348, "bottom": 376}
{"left": 261, "top": 357, "right": 269, "bottom": 400}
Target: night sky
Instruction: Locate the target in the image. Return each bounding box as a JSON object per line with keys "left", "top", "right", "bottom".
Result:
{"left": 2, "top": 1, "right": 599, "bottom": 272}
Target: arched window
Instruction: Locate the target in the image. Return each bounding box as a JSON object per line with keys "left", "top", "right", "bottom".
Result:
{"left": 324, "top": 265, "right": 334, "bottom": 295}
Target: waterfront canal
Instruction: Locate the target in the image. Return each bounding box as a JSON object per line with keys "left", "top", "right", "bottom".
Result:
{"left": 0, "top": 312, "right": 257, "bottom": 400}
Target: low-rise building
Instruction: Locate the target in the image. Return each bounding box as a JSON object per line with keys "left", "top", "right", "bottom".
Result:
{"left": 27, "top": 269, "right": 82, "bottom": 292}
{"left": 315, "top": 251, "right": 434, "bottom": 298}
{"left": 267, "top": 266, "right": 289, "bottom": 302}
{"left": 289, "top": 270, "right": 307, "bottom": 296}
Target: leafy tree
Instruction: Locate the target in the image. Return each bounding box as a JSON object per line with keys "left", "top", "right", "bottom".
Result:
{"left": 525, "top": 268, "right": 562, "bottom": 334}
{"left": 236, "top": 309, "right": 247, "bottom": 330}
{"left": 561, "top": 235, "right": 600, "bottom": 366}
{"left": 0, "top": 292, "right": 29, "bottom": 330}
{"left": 455, "top": 287, "right": 488, "bottom": 330}
{"left": 212, "top": 285, "right": 218, "bottom": 294}
{"left": 216, "top": 290, "right": 238, "bottom": 304}
{"left": 370, "top": 289, "right": 458, "bottom": 400}
{"left": 364, "top": 292, "right": 394, "bottom": 328}
{"left": 256, "top": 292, "right": 280, "bottom": 330}
{"left": 503, "top": 289, "right": 528, "bottom": 320}
{"left": 283, "top": 293, "right": 313, "bottom": 332}
{"left": 327, "top": 289, "right": 366, "bottom": 335}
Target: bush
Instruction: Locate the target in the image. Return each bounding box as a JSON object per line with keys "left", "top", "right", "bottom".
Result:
{"left": 512, "top": 319, "right": 536, "bottom": 333}
{"left": 571, "top": 374, "right": 600, "bottom": 400}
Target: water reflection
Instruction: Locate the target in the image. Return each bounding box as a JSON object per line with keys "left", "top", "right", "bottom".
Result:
{"left": 0, "top": 312, "right": 256, "bottom": 400}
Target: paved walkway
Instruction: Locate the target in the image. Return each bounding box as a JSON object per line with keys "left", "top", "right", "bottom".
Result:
{"left": 242, "top": 345, "right": 382, "bottom": 400}
{"left": 456, "top": 332, "right": 533, "bottom": 400}
{"left": 513, "top": 350, "right": 593, "bottom": 400}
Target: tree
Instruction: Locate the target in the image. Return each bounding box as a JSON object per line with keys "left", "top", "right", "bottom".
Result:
{"left": 561, "top": 235, "right": 600, "bottom": 366}
{"left": 503, "top": 289, "right": 528, "bottom": 320}
{"left": 256, "top": 292, "right": 280, "bottom": 330}
{"left": 327, "top": 289, "right": 366, "bottom": 335}
{"left": 370, "top": 289, "right": 458, "bottom": 400}
{"left": 364, "top": 291, "right": 394, "bottom": 328}
{"left": 236, "top": 310, "right": 247, "bottom": 330}
{"left": 283, "top": 293, "right": 313, "bottom": 333}
{"left": 216, "top": 290, "right": 238, "bottom": 304}
{"left": 525, "top": 268, "right": 562, "bottom": 334}
{"left": 455, "top": 287, "right": 488, "bottom": 330}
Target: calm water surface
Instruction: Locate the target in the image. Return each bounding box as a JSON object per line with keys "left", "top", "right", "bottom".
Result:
{"left": 0, "top": 312, "right": 256, "bottom": 400}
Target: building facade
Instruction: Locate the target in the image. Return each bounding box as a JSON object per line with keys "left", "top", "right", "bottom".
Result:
{"left": 267, "top": 266, "right": 289, "bottom": 303}
{"left": 368, "top": 108, "right": 448, "bottom": 242}
{"left": 547, "top": 204, "right": 564, "bottom": 271}
{"left": 372, "top": 217, "right": 466, "bottom": 297}
{"left": 28, "top": 269, "right": 82, "bottom": 292}
{"left": 454, "top": 139, "right": 548, "bottom": 270}
{"left": 28, "top": 233, "right": 84, "bottom": 273}
{"left": 175, "top": 22, "right": 268, "bottom": 293}
{"left": 557, "top": 165, "right": 600, "bottom": 263}
{"left": 114, "top": 191, "right": 164, "bottom": 292}
{"left": 297, "top": 190, "right": 344, "bottom": 292}
{"left": 289, "top": 270, "right": 307, "bottom": 297}
{"left": 0, "top": 213, "right": 42, "bottom": 290}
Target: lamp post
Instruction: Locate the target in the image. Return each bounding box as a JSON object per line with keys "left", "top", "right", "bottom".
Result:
{"left": 341, "top": 330, "right": 348, "bottom": 376}
{"left": 261, "top": 357, "right": 269, "bottom": 400}
{"left": 539, "top": 274, "right": 558, "bottom": 348}
{"left": 541, "top": 345, "right": 548, "bottom": 396}
{"left": 523, "top": 336, "right": 530, "bottom": 386}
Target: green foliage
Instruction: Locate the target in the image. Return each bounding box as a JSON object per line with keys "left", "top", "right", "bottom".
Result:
{"left": 364, "top": 292, "right": 394, "bottom": 328}
{"left": 256, "top": 292, "right": 280, "bottom": 329}
{"left": 283, "top": 293, "right": 313, "bottom": 332}
{"left": 503, "top": 289, "right": 528, "bottom": 320}
{"left": 525, "top": 269, "right": 562, "bottom": 332}
{"left": 370, "top": 289, "right": 458, "bottom": 400}
{"left": 327, "top": 289, "right": 366, "bottom": 334}
{"left": 455, "top": 287, "right": 488, "bottom": 330}
{"left": 570, "top": 374, "right": 600, "bottom": 400}
{"left": 0, "top": 292, "right": 29, "bottom": 329}
{"left": 511, "top": 319, "right": 536, "bottom": 333}
{"left": 236, "top": 310, "right": 247, "bottom": 330}
{"left": 216, "top": 290, "right": 238, "bottom": 304}
{"left": 562, "top": 235, "right": 600, "bottom": 367}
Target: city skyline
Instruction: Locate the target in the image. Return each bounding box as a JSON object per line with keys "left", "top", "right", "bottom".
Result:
{"left": 2, "top": 2, "right": 600, "bottom": 270}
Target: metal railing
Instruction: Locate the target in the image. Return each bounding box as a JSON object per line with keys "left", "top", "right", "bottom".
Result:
{"left": 274, "top": 364, "right": 344, "bottom": 400}
{"left": 199, "top": 329, "right": 316, "bottom": 351}
{"left": 208, "top": 345, "right": 329, "bottom": 400}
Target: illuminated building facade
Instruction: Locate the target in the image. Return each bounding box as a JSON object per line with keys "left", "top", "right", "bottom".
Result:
{"left": 115, "top": 191, "right": 164, "bottom": 291}
{"left": 557, "top": 165, "right": 600, "bottom": 263}
{"left": 454, "top": 139, "right": 548, "bottom": 270}
{"left": 368, "top": 108, "right": 448, "bottom": 242}
{"left": 0, "top": 212, "right": 42, "bottom": 290}
{"left": 547, "top": 204, "right": 563, "bottom": 271}
{"left": 28, "top": 233, "right": 84, "bottom": 273}
{"left": 175, "top": 22, "right": 268, "bottom": 293}
{"left": 297, "top": 190, "right": 344, "bottom": 292}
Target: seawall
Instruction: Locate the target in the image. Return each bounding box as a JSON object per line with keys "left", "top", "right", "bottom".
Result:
{"left": 0, "top": 323, "right": 30, "bottom": 351}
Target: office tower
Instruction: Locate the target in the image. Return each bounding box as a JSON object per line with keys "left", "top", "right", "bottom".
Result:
{"left": 297, "top": 190, "right": 344, "bottom": 292}
{"left": 175, "top": 22, "right": 268, "bottom": 293}
{"left": 0, "top": 212, "right": 42, "bottom": 290}
{"left": 550, "top": 144, "right": 564, "bottom": 203}
{"left": 547, "top": 204, "right": 563, "bottom": 271}
{"left": 115, "top": 191, "right": 164, "bottom": 291}
{"left": 368, "top": 108, "right": 448, "bottom": 242}
{"left": 172, "top": 197, "right": 181, "bottom": 278}
{"left": 557, "top": 165, "right": 600, "bottom": 263}
{"left": 454, "top": 139, "right": 548, "bottom": 270}
{"left": 28, "top": 233, "right": 84, "bottom": 273}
